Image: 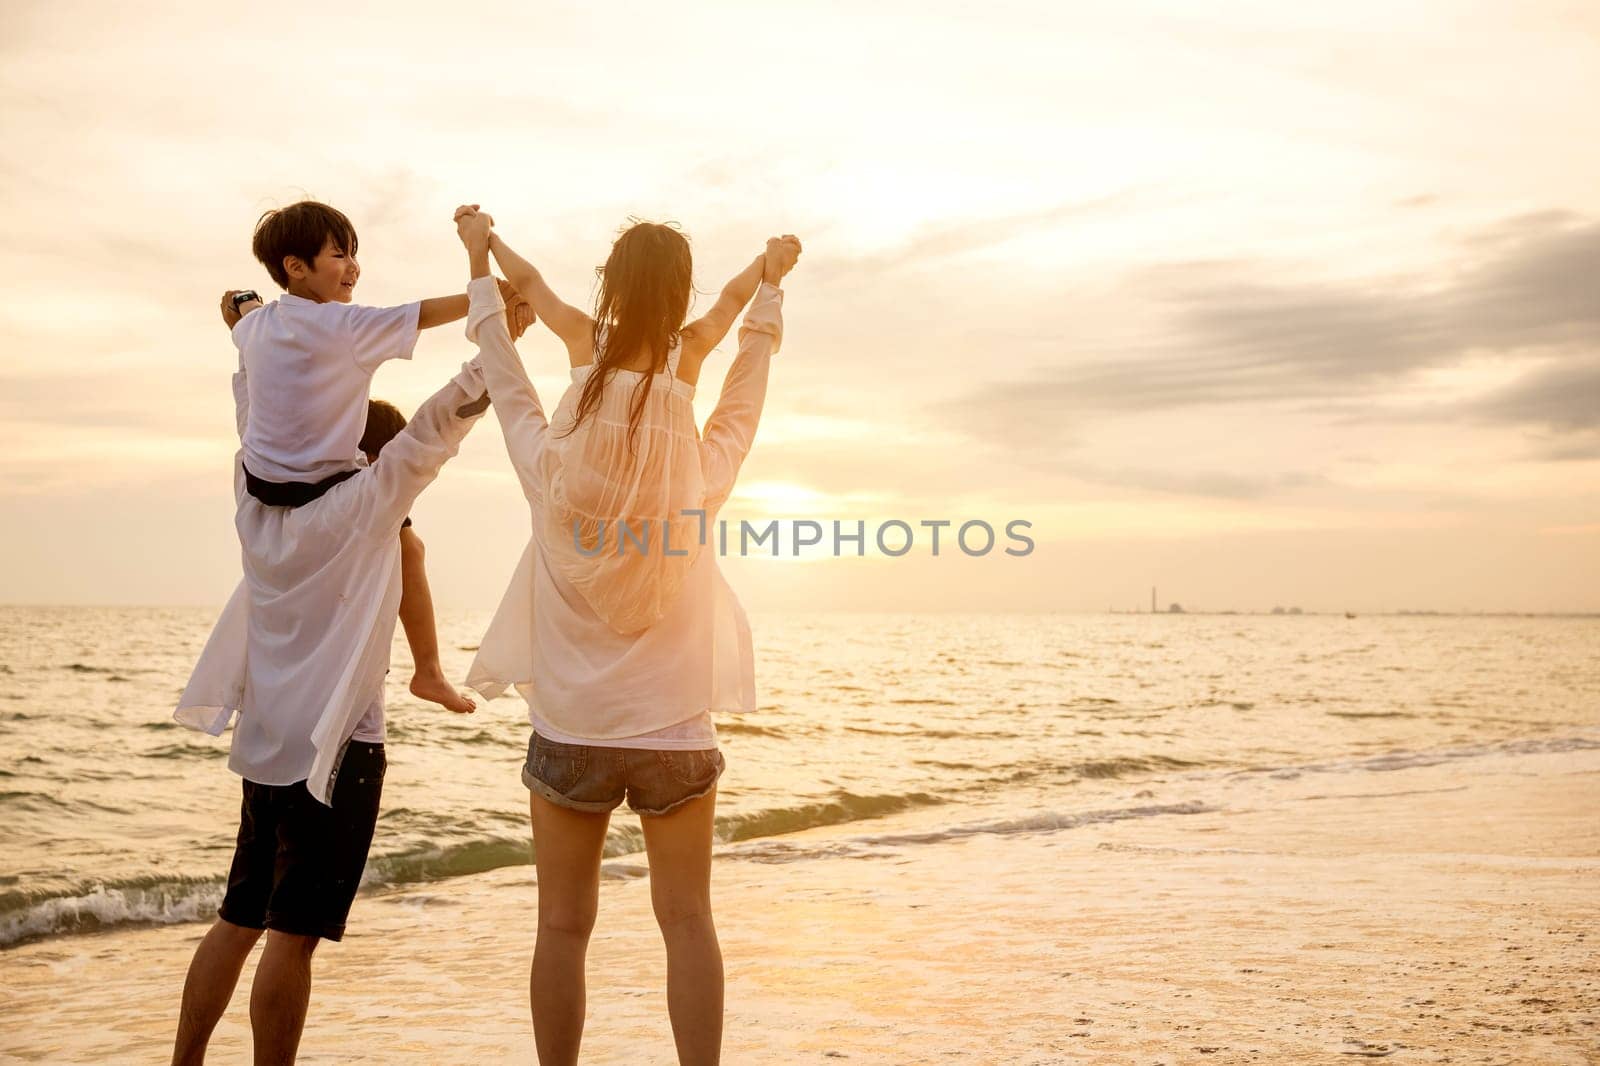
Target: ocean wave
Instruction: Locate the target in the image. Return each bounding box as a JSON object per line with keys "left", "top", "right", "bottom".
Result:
{"left": 717, "top": 722, "right": 789, "bottom": 738}
{"left": 726, "top": 799, "right": 1213, "bottom": 863}
{"left": 715, "top": 789, "right": 946, "bottom": 843}
{"left": 1, "top": 788, "right": 951, "bottom": 946}
{"left": 1225, "top": 731, "right": 1600, "bottom": 781}
{"left": 914, "top": 758, "right": 981, "bottom": 771}
{"left": 364, "top": 835, "right": 533, "bottom": 887}
{"left": 0, "top": 789, "right": 71, "bottom": 811}
{"left": 16, "top": 732, "right": 1590, "bottom": 947}
{"left": 143, "top": 743, "right": 215, "bottom": 760}
{"left": 964, "top": 753, "right": 1206, "bottom": 791}
{"left": 858, "top": 799, "right": 1212, "bottom": 846}
{"left": 320, "top": 788, "right": 950, "bottom": 892}
{"left": 450, "top": 728, "right": 517, "bottom": 747}
{"left": 1072, "top": 755, "right": 1203, "bottom": 779}
{"left": 843, "top": 724, "right": 1019, "bottom": 740}
{"left": 1, "top": 876, "right": 224, "bottom": 948}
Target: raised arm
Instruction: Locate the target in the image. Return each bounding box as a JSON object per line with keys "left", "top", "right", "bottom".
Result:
{"left": 488, "top": 231, "right": 595, "bottom": 365}
{"left": 682, "top": 236, "right": 801, "bottom": 362}
{"left": 459, "top": 208, "right": 550, "bottom": 504}
{"left": 700, "top": 281, "right": 785, "bottom": 516}
{"left": 220, "top": 289, "right": 264, "bottom": 506}
{"left": 220, "top": 289, "right": 263, "bottom": 440}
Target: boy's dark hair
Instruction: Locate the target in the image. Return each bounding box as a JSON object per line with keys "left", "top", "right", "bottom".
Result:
{"left": 252, "top": 201, "right": 359, "bottom": 289}
{"left": 360, "top": 399, "right": 407, "bottom": 458}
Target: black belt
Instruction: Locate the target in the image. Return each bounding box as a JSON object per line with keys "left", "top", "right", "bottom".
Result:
{"left": 244, "top": 466, "right": 359, "bottom": 508}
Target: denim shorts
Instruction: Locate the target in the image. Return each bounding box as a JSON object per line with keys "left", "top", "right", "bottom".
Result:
{"left": 521, "top": 730, "right": 724, "bottom": 817}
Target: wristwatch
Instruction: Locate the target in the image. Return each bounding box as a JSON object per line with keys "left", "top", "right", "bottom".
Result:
{"left": 230, "top": 290, "right": 262, "bottom": 312}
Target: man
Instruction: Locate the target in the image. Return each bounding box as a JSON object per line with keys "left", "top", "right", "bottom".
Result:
{"left": 169, "top": 209, "right": 523, "bottom": 1065}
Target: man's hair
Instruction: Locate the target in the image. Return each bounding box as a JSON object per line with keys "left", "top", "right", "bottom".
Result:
{"left": 360, "top": 399, "right": 407, "bottom": 458}
{"left": 251, "top": 201, "right": 358, "bottom": 289}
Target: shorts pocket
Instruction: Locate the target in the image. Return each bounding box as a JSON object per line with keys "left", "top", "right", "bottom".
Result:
{"left": 533, "top": 736, "right": 588, "bottom": 794}
{"left": 655, "top": 748, "right": 720, "bottom": 788}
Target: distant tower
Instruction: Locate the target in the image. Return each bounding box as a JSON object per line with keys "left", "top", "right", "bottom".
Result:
{"left": 1151, "top": 586, "right": 1156, "bottom": 614}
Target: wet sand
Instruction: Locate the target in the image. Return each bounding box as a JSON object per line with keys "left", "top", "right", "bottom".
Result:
{"left": 3, "top": 743, "right": 1597, "bottom": 1064}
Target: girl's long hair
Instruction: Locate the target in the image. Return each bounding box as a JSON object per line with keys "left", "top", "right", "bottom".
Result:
{"left": 561, "top": 220, "right": 693, "bottom": 451}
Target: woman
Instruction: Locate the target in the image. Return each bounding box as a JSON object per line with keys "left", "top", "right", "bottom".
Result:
{"left": 452, "top": 205, "right": 800, "bottom": 1065}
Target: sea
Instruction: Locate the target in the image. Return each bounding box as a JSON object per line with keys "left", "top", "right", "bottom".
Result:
{"left": 1, "top": 607, "right": 1595, "bottom": 949}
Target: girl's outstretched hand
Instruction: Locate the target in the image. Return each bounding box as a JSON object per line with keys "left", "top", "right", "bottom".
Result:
{"left": 763, "top": 235, "right": 802, "bottom": 285}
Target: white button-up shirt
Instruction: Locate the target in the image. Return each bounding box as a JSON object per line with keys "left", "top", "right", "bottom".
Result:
{"left": 465, "top": 279, "right": 784, "bottom": 741}
{"left": 176, "top": 337, "right": 488, "bottom": 803}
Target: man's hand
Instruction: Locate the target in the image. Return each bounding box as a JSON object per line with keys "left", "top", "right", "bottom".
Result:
{"left": 454, "top": 204, "right": 494, "bottom": 252}
{"left": 499, "top": 278, "right": 535, "bottom": 340}
{"left": 220, "top": 289, "right": 262, "bottom": 329}
{"left": 762, "top": 235, "right": 802, "bottom": 286}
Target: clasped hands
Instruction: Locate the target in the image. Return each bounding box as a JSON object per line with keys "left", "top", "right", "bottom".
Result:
{"left": 454, "top": 204, "right": 531, "bottom": 340}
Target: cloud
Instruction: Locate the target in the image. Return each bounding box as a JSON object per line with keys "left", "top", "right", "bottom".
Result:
{"left": 1525, "top": 436, "right": 1600, "bottom": 462}
{"left": 805, "top": 190, "right": 1144, "bottom": 285}
{"left": 1048, "top": 464, "right": 1329, "bottom": 501}
{"left": 1469, "top": 356, "right": 1600, "bottom": 433}
{"left": 938, "top": 210, "right": 1600, "bottom": 450}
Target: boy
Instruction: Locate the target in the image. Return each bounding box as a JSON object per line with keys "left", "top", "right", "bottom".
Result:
{"left": 169, "top": 204, "right": 524, "bottom": 1065}
{"left": 227, "top": 201, "right": 487, "bottom": 713}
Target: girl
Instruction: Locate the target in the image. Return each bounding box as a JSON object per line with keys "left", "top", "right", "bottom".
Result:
{"left": 453, "top": 206, "right": 799, "bottom": 1065}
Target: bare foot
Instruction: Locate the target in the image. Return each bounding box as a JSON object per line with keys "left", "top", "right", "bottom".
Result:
{"left": 410, "top": 670, "right": 476, "bottom": 714}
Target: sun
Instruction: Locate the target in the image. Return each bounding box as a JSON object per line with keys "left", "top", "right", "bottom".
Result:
{"left": 728, "top": 480, "right": 831, "bottom": 516}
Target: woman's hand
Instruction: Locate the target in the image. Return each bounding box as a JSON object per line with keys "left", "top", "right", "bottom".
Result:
{"left": 454, "top": 204, "right": 494, "bottom": 252}
{"left": 762, "top": 235, "right": 802, "bottom": 286}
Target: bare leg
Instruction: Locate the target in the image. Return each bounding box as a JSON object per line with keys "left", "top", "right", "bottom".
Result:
{"left": 172, "top": 918, "right": 263, "bottom": 1066}
{"left": 528, "top": 792, "right": 610, "bottom": 1066}
{"left": 398, "top": 527, "right": 475, "bottom": 714}
{"left": 248, "top": 931, "right": 319, "bottom": 1066}
{"left": 641, "top": 787, "right": 723, "bottom": 1066}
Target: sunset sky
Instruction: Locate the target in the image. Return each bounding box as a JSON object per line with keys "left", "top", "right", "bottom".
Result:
{"left": 2, "top": 0, "right": 1597, "bottom": 612}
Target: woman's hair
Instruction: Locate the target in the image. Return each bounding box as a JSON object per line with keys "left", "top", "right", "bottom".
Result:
{"left": 360, "top": 399, "right": 407, "bottom": 459}
{"left": 561, "top": 220, "right": 693, "bottom": 450}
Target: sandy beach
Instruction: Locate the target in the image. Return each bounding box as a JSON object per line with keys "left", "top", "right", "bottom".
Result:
{"left": 4, "top": 741, "right": 1597, "bottom": 1065}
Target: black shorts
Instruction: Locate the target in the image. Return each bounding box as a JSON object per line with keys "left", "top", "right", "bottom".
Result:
{"left": 217, "top": 741, "right": 386, "bottom": 942}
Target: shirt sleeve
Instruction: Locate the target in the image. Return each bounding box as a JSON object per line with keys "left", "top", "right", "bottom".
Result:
{"left": 321, "top": 356, "right": 489, "bottom": 539}
{"left": 230, "top": 366, "right": 250, "bottom": 506}
{"left": 231, "top": 366, "right": 249, "bottom": 441}
{"left": 345, "top": 302, "right": 423, "bottom": 373}
{"left": 466, "top": 276, "right": 549, "bottom": 505}
{"left": 700, "top": 282, "right": 784, "bottom": 516}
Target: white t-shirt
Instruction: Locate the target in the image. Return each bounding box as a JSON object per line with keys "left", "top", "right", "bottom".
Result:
{"left": 234, "top": 294, "right": 421, "bottom": 483}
